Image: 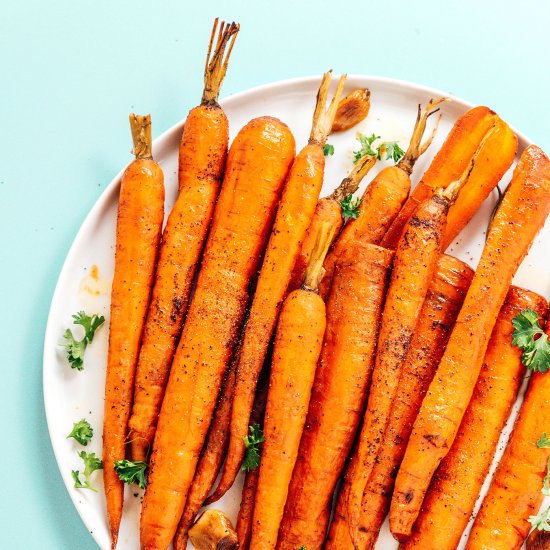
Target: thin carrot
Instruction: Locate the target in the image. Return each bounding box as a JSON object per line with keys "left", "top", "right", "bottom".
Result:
{"left": 326, "top": 254, "right": 473, "bottom": 549}
{"left": 250, "top": 223, "right": 335, "bottom": 549}
{"left": 319, "top": 99, "right": 443, "bottom": 299}
{"left": 140, "top": 116, "right": 295, "bottom": 550}
{"left": 277, "top": 241, "right": 394, "bottom": 550}
{"left": 390, "top": 144, "right": 550, "bottom": 541}
{"left": 128, "top": 19, "right": 239, "bottom": 463}
{"left": 381, "top": 105, "right": 499, "bottom": 249}
{"left": 211, "top": 72, "right": 346, "bottom": 501}
{"left": 404, "top": 287, "right": 548, "bottom": 550}
{"left": 103, "top": 114, "right": 165, "bottom": 548}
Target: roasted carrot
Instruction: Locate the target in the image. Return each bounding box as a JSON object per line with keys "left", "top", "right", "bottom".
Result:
{"left": 250, "top": 223, "right": 335, "bottom": 549}
{"left": 211, "top": 72, "right": 346, "bottom": 501}
{"left": 103, "top": 114, "right": 164, "bottom": 548}
{"left": 277, "top": 241, "right": 394, "bottom": 550}
{"left": 326, "top": 254, "right": 473, "bottom": 549}
{"left": 331, "top": 88, "right": 371, "bottom": 132}
{"left": 391, "top": 145, "right": 550, "bottom": 541}
{"left": 128, "top": 19, "right": 238, "bottom": 463}
{"left": 466, "top": 357, "right": 550, "bottom": 549}
{"left": 172, "top": 359, "right": 237, "bottom": 550}
{"left": 140, "top": 116, "right": 295, "bottom": 550}
{"left": 404, "top": 287, "right": 548, "bottom": 550}
{"left": 381, "top": 105, "right": 499, "bottom": 249}
{"left": 319, "top": 99, "right": 443, "bottom": 299}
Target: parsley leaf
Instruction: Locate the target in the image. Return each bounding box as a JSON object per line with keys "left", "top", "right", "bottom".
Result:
{"left": 299, "top": 547, "right": 307, "bottom": 550}
{"left": 378, "top": 141, "right": 405, "bottom": 163}
{"left": 67, "top": 419, "right": 94, "bottom": 446}
{"left": 353, "top": 133, "right": 379, "bottom": 163}
{"left": 242, "top": 424, "right": 264, "bottom": 472}
{"left": 340, "top": 194, "right": 362, "bottom": 221}
{"left": 63, "top": 311, "right": 105, "bottom": 370}
{"left": 114, "top": 460, "right": 148, "bottom": 489}
{"left": 511, "top": 309, "right": 550, "bottom": 373}
{"left": 72, "top": 451, "right": 103, "bottom": 491}
{"left": 323, "top": 144, "right": 335, "bottom": 156}
{"left": 529, "top": 505, "right": 550, "bottom": 531}
{"left": 537, "top": 433, "right": 550, "bottom": 449}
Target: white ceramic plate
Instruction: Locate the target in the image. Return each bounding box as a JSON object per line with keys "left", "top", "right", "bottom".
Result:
{"left": 43, "top": 75, "right": 550, "bottom": 549}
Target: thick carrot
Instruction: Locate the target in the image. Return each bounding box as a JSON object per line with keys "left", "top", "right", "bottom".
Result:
{"left": 326, "top": 254, "right": 473, "bottom": 549}
{"left": 277, "top": 242, "right": 394, "bottom": 550}
{"left": 250, "top": 223, "right": 335, "bottom": 549}
{"left": 128, "top": 19, "right": 238, "bottom": 463}
{"left": 381, "top": 105, "right": 498, "bottom": 249}
{"left": 103, "top": 114, "right": 164, "bottom": 548}
{"left": 404, "top": 287, "right": 548, "bottom": 550}
{"left": 319, "top": 99, "right": 443, "bottom": 299}
{"left": 390, "top": 144, "right": 550, "bottom": 541}
{"left": 140, "top": 116, "right": 295, "bottom": 550}
{"left": 466, "top": 357, "right": 550, "bottom": 549}
{"left": 172, "top": 359, "right": 237, "bottom": 550}
{"left": 211, "top": 72, "right": 346, "bottom": 501}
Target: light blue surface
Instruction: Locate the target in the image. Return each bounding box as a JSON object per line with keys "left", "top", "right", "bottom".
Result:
{"left": 1, "top": 1, "right": 549, "bottom": 548}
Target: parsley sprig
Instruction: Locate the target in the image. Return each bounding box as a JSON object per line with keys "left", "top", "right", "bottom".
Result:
{"left": 242, "top": 424, "right": 264, "bottom": 472}
{"left": 323, "top": 144, "right": 335, "bottom": 156}
{"left": 378, "top": 141, "right": 405, "bottom": 163}
{"left": 353, "top": 133, "right": 379, "bottom": 163}
{"left": 340, "top": 194, "right": 362, "bottom": 221}
{"left": 529, "top": 446, "right": 550, "bottom": 531}
{"left": 114, "top": 460, "right": 148, "bottom": 489}
{"left": 72, "top": 451, "right": 103, "bottom": 492}
{"left": 511, "top": 309, "right": 550, "bottom": 373}
{"left": 537, "top": 433, "right": 550, "bottom": 449}
{"left": 63, "top": 311, "right": 105, "bottom": 370}
{"left": 67, "top": 419, "right": 93, "bottom": 446}
{"left": 353, "top": 133, "right": 405, "bottom": 164}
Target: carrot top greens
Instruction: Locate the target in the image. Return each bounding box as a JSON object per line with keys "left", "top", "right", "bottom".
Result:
{"left": 511, "top": 308, "right": 550, "bottom": 373}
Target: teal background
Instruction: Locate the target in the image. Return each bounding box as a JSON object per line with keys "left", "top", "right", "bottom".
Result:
{"left": 1, "top": 0, "right": 549, "bottom": 548}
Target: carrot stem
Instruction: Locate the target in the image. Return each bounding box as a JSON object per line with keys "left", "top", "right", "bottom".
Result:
{"left": 303, "top": 222, "right": 337, "bottom": 291}
{"left": 330, "top": 153, "right": 377, "bottom": 202}
{"left": 129, "top": 113, "right": 152, "bottom": 160}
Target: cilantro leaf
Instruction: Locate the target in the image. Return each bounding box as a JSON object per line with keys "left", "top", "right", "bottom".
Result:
{"left": 63, "top": 311, "right": 105, "bottom": 370}
{"left": 353, "top": 133, "right": 379, "bottom": 163}
{"left": 537, "top": 433, "right": 550, "bottom": 449}
{"left": 511, "top": 309, "right": 550, "bottom": 373}
{"left": 114, "top": 460, "right": 148, "bottom": 489}
{"left": 67, "top": 419, "right": 94, "bottom": 446}
{"left": 340, "top": 194, "right": 362, "bottom": 221}
{"left": 242, "top": 424, "right": 264, "bottom": 472}
{"left": 529, "top": 505, "right": 550, "bottom": 531}
{"left": 72, "top": 451, "right": 103, "bottom": 491}
{"left": 378, "top": 141, "right": 405, "bottom": 163}
{"left": 323, "top": 144, "right": 334, "bottom": 156}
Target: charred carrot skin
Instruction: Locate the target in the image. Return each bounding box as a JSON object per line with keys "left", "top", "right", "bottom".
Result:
{"left": 404, "top": 287, "right": 548, "bottom": 550}
{"left": 140, "top": 116, "right": 295, "bottom": 550}
{"left": 391, "top": 145, "right": 550, "bottom": 541}
{"left": 103, "top": 115, "right": 165, "bottom": 547}
{"left": 277, "top": 243, "right": 394, "bottom": 550}
{"left": 326, "top": 254, "right": 473, "bottom": 550}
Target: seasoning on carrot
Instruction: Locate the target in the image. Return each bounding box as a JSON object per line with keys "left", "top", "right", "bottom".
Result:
{"left": 250, "top": 222, "right": 335, "bottom": 549}
{"left": 103, "top": 114, "right": 165, "bottom": 548}
{"left": 140, "top": 115, "right": 295, "bottom": 550}
{"left": 391, "top": 144, "right": 550, "bottom": 542}
{"left": 277, "top": 241, "right": 394, "bottom": 550}
{"left": 128, "top": 18, "right": 239, "bottom": 463}
{"left": 210, "top": 71, "right": 346, "bottom": 502}
{"left": 326, "top": 254, "right": 473, "bottom": 549}
{"left": 404, "top": 287, "right": 548, "bottom": 550}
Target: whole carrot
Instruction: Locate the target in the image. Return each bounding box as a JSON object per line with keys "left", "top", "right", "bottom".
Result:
{"left": 319, "top": 98, "right": 443, "bottom": 299}
{"left": 404, "top": 287, "right": 548, "bottom": 550}
{"left": 277, "top": 241, "right": 394, "bottom": 550}
{"left": 250, "top": 223, "right": 335, "bottom": 549}
{"left": 211, "top": 72, "right": 346, "bottom": 501}
{"left": 140, "top": 116, "right": 295, "bottom": 550}
{"left": 391, "top": 145, "right": 550, "bottom": 541}
{"left": 103, "top": 114, "right": 165, "bottom": 547}
{"left": 326, "top": 254, "right": 473, "bottom": 549}
{"left": 128, "top": 19, "right": 238, "bottom": 463}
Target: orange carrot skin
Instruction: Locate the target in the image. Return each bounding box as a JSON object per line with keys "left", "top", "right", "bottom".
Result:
{"left": 277, "top": 243, "right": 394, "bottom": 550}
{"left": 288, "top": 197, "right": 343, "bottom": 290}
{"left": 326, "top": 254, "right": 473, "bottom": 550}
{"left": 140, "top": 117, "right": 295, "bottom": 550}
{"left": 250, "top": 289, "right": 326, "bottom": 548}
{"left": 320, "top": 165, "right": 410, "bottom": 299}
{"left": 404, "top": 287, "right": 547, "bottom": 550}
{"left": 217, "top": 143, "right": 326, "bottom": 499}
{"left": 382, "top": 106, "right": 497, "bottom": 249}
{"left": 129, "top": 104, "right": 228, "bottom": 462}
{"left": 466, "top": 344, "right": 550, "bottom": 550}
{"left": 442, "top": 119, "right": 518, "bottom": 250}
{"left": 391, "top": 145, "right": 550, "bottom": 541}
{"left": 103, "top": 158, "right": 164, "bottom": 545}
